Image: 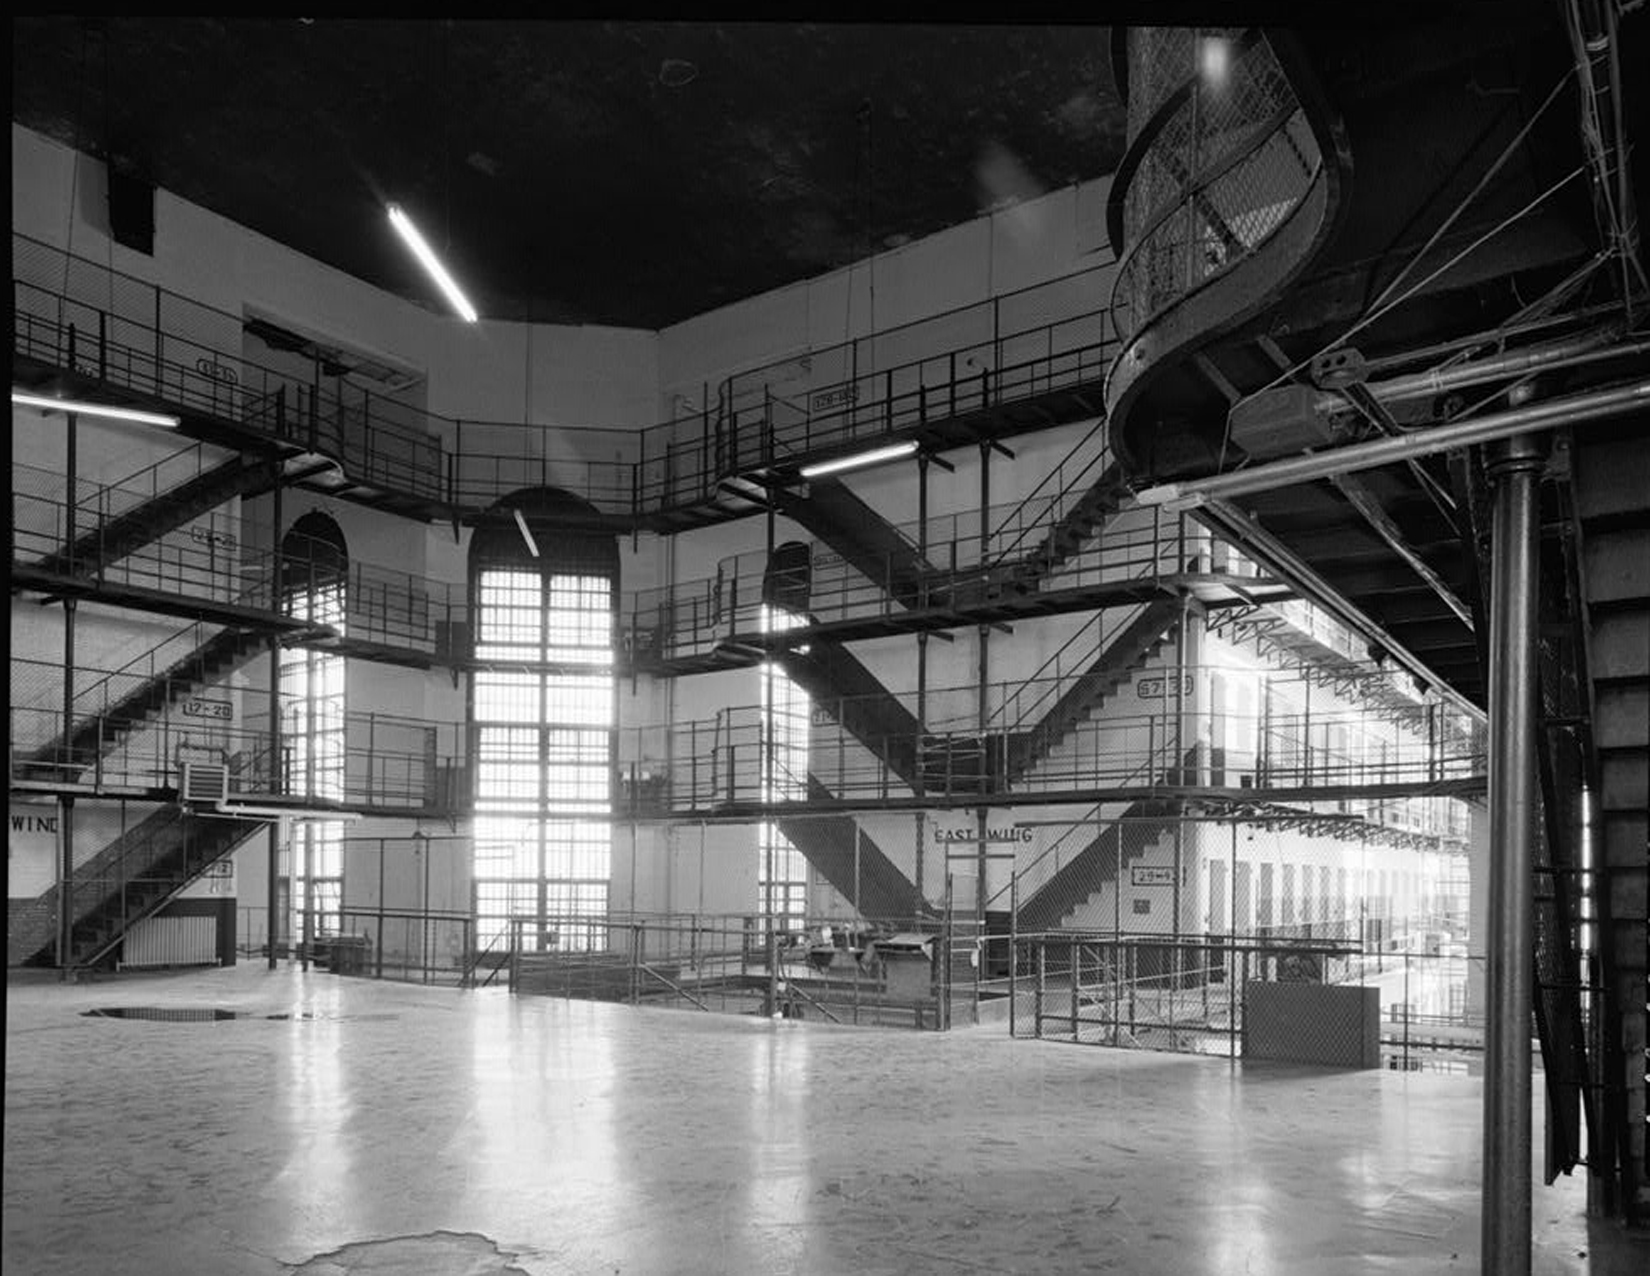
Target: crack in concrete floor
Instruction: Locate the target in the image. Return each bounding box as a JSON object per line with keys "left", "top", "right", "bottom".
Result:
{"left": 287, "top": 1230, "right": 532, "bottom": 1275}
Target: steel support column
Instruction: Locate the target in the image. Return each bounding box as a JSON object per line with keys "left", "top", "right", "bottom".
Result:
{"left": 58, "top": 596, "right": 77, "bottom": 974}
{"left": 1481, "top": 433, "right": 1543, "bottom": 1276}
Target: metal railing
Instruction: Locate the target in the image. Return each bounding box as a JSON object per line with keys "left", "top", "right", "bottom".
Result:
{"left": 15, "top": 230, "right": 1120, "bottom": 525}
{"left": 1111, "top": 29, "right": 1326, "bottom": 351}
{"left": 1008, "top": 929, "right": 1482, "bottom": 1073}
{"left": 505, "top": 910, "right": 948, "bottom": 1029}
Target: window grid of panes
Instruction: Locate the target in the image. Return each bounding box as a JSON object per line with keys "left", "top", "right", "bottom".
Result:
{"left": 281, "top": 578, "right": 346, "bottom": 940}
{"left": 473, "top": 567, "right": 613, "bottom": 954}
{"left": 758, "top": 603, "right": 809, "bottom": 924}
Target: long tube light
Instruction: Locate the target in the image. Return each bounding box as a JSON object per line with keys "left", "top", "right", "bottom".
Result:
{"left": 799, "top": 439, "right": 918, "bottom": 479}
{"left": 386, "top": 203, "right": 478, "bottom": 323}
{"left": 11, "top": 390, "right": 179, "bottom": 428}
{"left": 512, "top": 506, "right": 540, "bottom": 558}
{"left": 1135, "top": 378, "right": 1650, "bottom": 508}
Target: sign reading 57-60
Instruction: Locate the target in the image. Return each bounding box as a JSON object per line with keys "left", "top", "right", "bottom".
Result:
{"left": 1136, "top": 675, "right": 1195, "bottom": 700}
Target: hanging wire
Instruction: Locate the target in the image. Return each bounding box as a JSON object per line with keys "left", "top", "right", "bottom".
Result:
{"left": 1224, "top": 66, "right": 1581, "bottom": 443}
{"left": 1220, "top": 161, "right": 1589, "bottom": 463}
{"left": 61, "top": 19, "right": 93, "bottom": 303}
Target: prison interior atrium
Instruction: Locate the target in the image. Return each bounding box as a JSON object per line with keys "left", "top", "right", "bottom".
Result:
{"left": 7, "top": 18, "right": 1650, "bottom": 1276}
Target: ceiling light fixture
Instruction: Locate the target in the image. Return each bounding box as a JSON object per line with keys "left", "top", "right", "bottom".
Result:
{"left": 386, "top": 203, "right": 478, "bottom": 323}
{"left": 1200, "top": 36, "right": 1230, "bottom": 86}
{"left": 11, "top": 390, "right": 180, "bottom": 428}
{"left": 512, "top": 507, "right": 540, "bottom": 558}
{"left": 799, "top": 440, "right": 918, "bottom": 479}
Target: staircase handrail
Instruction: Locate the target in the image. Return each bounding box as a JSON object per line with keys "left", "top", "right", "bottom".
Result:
{"left": 987, "top": 600, "right": 1157, "bottom": 734}
{"left": 983, "top": 743, "right": 1180, "bottom": 909}
{"left": 78, "top": 440, "right": 219, "bottom": 532}
{"left": 982, "top": 417, "right": 1112, "bottom": 564}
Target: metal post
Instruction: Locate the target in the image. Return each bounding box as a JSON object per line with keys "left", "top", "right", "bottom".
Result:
{"left": 268, "top": 637, "right": 282, "bottom": 970}
{"left": 267, "top": 818, "right": 280, "bottom": 970}
{"left": 916, "top": 632, "right": 928, "bottom": 798}
{"left": 1009, "top": 872, "right": 1019, "bottom": 1036}
{"left": 1480, "top": 434, "right": 1542, "bottom": 1276}
{"left": 57, "top": 796, "right": 75, "bottom": 974}
{"left": 1034, "top": 939, "right": 1046, "bottom": 1038}
{"left": 1231, "top": 820, "right": 1239, "bottom": 1058}
{"left": 377, "top": 838, "right": 386, "bottom": 979}
{"left": 64, "top": 411, "right": 78, "bottom": 568}
{"left": 1070, "top": 938, "right": 1081, "bottom": 1040}
{"left": 422, "top": 835, "right": 432, "bottom": 985}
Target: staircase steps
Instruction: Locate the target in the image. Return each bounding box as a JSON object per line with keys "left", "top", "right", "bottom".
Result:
{"left": 36, "top": 455, "right": 280, "bottom": 578}
{"left": 1573, "top": 423, "right": 1650, "bottom": 1214}
{"left": 1007, "top": 597, "right": 1181, "bottom": 781}
{"left": 775, "top": 775, "right": 925, "bottom": 919}
{"left": 15, "top": 806, "right": 265, "bottom": 969}
{"left": 23, "top": 627, "right": 269, "bottom": 783}
{"left": 1000, "top": 464, "right": 1132, "bottom": 593}
{"left": 1017, "top": 797, "right": 1184, "bottom": 932}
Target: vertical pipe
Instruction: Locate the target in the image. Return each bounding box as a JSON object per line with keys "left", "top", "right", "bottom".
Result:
{"left": 916, "top": 632, "right": 929, "bottom": 799}
{"left": 1035, "top": 938, "right": 1046, "bottom": 1038}
{"left": 376, "top": 838, "right": 386, "bottom": 979}
{"left": 267, "top": 818, "right": 280, "bottom": 970}
{"left": 1481, "top": 434, "right": 1541, "bottom": 1276}
{"left": 1009, "top": 871, "right": 1019, "bottom": 1036}
{"left": 302, "top": 825, "right": 314, "bottom": 974}
{"left": 1230, "top": 820, "right": 1239, "bottom": 1058}
{"left": 64, "top": 411, "right": 78, "bottom": 568}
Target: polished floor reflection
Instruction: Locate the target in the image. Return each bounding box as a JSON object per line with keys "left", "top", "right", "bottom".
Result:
{"left": 5, "top": 966, "right": 1645, "bottom": 1275}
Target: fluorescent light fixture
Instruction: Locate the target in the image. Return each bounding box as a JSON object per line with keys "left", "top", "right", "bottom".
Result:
{"left": 10, "top": 390, "right": 180, "bottom": 428}
{"left": 799, "top": 439, "right": 918, "bottom": 479}
{"left": 386, "top": 202, "right": 479, "bottom": 323}
{"left": 1200, "top": 36, "right": 1230, "bottom": 85}
{"left": 1133, "top": 481, "right": 1208, "bottom": 513}
{"left": 512, "top": 506, "right": 540, "bottom": 558}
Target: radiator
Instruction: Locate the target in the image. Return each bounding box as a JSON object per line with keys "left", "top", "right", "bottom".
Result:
{"left": 122, "top": 915, "right": 218, "bottom": 968}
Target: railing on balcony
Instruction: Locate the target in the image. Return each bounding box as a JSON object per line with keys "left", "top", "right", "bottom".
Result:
{"left": 1110, "top": 27, "right": 1326, "bottom": 351}
{"left": 14, "top": 230, "right": 1121, "bottom": 525}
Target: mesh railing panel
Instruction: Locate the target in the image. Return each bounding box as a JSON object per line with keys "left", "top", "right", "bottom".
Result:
{"left": 1009, "top": 816, "right": 1479, "bottom": 1071}
{"left": 1115, "top": 29, "right": 1322, "bottom": 349}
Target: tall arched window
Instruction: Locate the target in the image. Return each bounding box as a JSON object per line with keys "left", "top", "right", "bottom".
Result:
{"left": 280, "top": 512, "right": 348, "bottom": 946}
{"left": 469, "top": 490, "right": 617, "bottom": 953}
{"left": 759, "top": 542, "right": 812, "bottom": 924}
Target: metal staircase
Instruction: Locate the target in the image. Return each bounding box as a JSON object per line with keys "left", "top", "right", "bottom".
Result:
{"left": 775, "top": 775, "right": 926, "bottom": 920}
{"left": 13, "top": 804, "right": 265, "bottom": 970}
{"left": 1572, "top": 421, "right": 1650, "bottom": 1218}
{"left": 1016, "top": 799, "right": 1185, "bottom": 933}
{"left": 19, "top": 626, "right": 270, "bottom": 785}
{"left": 776, "top": 640, "right": 926, "bottom": 789}
{"left": 772, "top": 479, "right": 938, "bottom": 609}
{"left": 34, "top": 452, "right": 281, "bottom": 578}
{"left": 998, "top": 464, "right": 1134, "bottom": 594}
{"left": 1005, "top": 598, "right": 1182, "bottom": 781}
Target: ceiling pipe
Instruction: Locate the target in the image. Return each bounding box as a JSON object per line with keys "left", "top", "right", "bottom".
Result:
{"left": 1138, "top": 377, "right": 1650, "bottom": 508}
{"left": 1335, "top": 331, "right": 1649, "bottom": 415}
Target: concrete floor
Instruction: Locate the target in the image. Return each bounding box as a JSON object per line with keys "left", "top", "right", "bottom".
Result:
{"left": 5, "top": 966, "right": 1646, "bottom": 1276}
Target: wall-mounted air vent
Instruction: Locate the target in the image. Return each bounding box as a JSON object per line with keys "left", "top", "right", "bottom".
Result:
{"left": 180, "top": 762, "right": 230, "bottom": 805}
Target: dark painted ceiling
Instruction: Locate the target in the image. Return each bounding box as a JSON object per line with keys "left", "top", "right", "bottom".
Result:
{"left": 12, "top": 18, "right": 1125, "bottom": 328}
